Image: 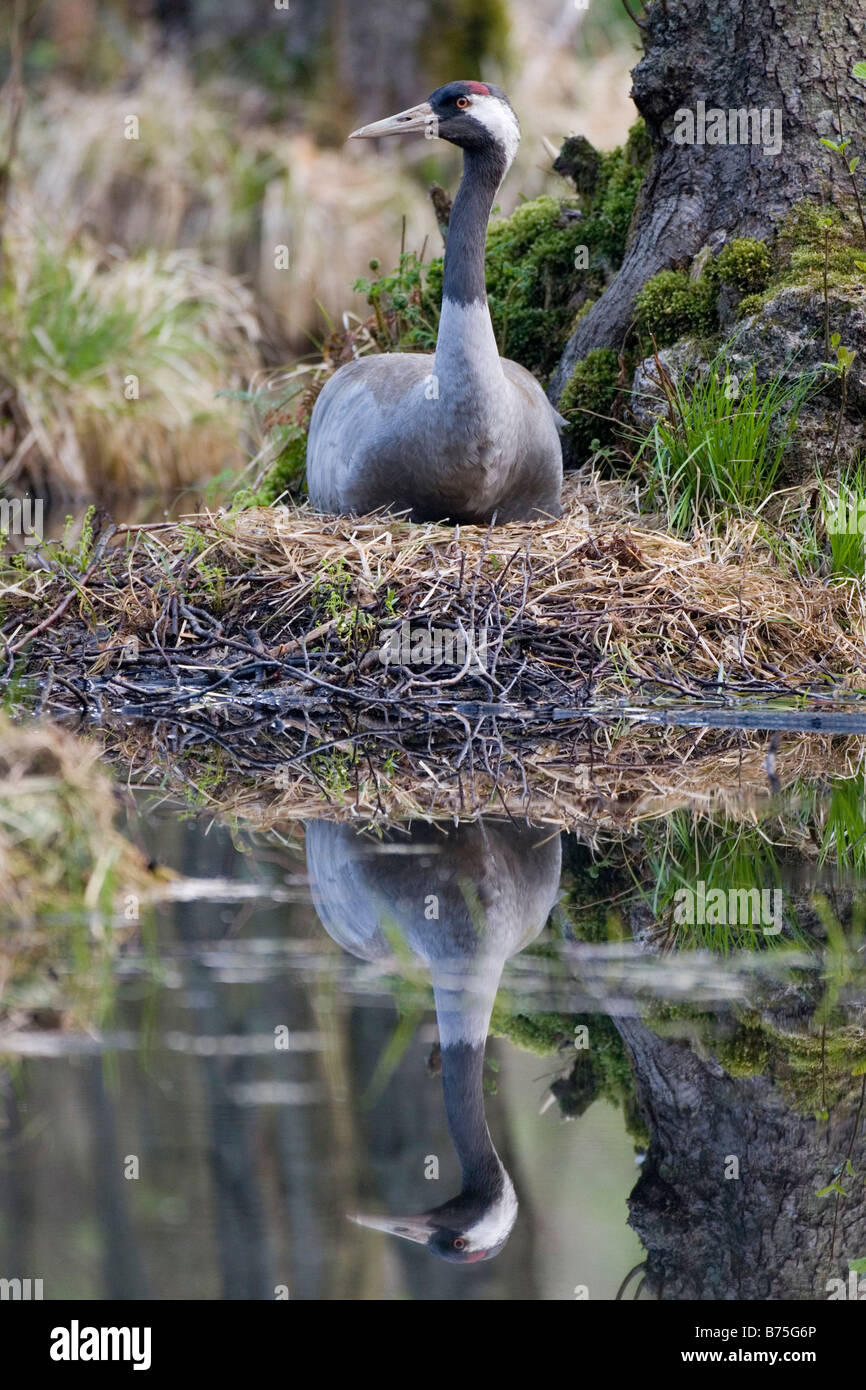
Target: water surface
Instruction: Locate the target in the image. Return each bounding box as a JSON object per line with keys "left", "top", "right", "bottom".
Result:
{"left": 2, "top": 761, "right": 865, "bottom": 1301}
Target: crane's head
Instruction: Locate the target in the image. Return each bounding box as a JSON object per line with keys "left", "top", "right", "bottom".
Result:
{"left": 350, "top": 1176, "right": 518, "bottom": 1264}
{"left": 349, "top": 80, "right": 520, "bottom": 169}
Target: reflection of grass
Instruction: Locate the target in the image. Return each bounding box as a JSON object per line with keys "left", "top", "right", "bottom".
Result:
{"left": 635, "top": 811, "right": 796, "bottom": 952}
{"left": 812, "top": 774, "right": 866, "bottom": 875}
{"left": 0, "top": 713, "right": 159, "bottom": 1029}
{"left": 361, "top": 1005, "right": 427, "bottom": 1110}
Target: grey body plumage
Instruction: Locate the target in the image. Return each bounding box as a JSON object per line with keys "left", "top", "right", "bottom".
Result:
{"left": 306, "top": 81, "right": 564, "bottom": 526}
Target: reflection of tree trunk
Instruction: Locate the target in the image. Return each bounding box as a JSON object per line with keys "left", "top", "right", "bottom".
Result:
{"left": 170, "top": 822, "right": 275, "bottom": 1300}
{"left": 85, "top": 1060, "right": 150, "bottom": 1300}
{"left": 615, "top": 1016, "right": 866, "bottom": 1300}
{"left": 551, "top": 0, "right": 866, "bottom": 397}
{"left": 199, "top": 1054, "right": 275, "bottom": 1300}
{"left": 0, "top": 1072, "right": 33, "bottom": 1284}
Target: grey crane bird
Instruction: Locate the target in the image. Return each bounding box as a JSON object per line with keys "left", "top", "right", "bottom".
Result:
{"left": 305, "top": 818, "right": 562, "bottom": 1262}
{"left": 306, "top": 81, "right": 564, "bottom": 526}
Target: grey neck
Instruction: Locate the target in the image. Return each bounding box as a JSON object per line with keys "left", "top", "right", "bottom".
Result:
{"left": 433, "top": 962, "right": 505, "bottom": 1194}
{"left": 440, "top": 145, "right": 507, "bottom": 307}
{"left": 433, "top": 146, "right": 507, "bottom": 406}
{"left": 440, "top": 1039, "right": 504, "bottom": 1196}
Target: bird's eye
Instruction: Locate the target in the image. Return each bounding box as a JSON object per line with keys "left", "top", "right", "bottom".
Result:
{"left": 453, "top": 1237, "right": 466, "bottom": 1250}
{"left": 456, "top": 97, "right": 470, "bottom": 109}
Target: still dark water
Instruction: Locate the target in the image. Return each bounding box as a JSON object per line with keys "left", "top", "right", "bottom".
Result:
{"left": 1, "top": 777, "right": 865, "bottom": 1301}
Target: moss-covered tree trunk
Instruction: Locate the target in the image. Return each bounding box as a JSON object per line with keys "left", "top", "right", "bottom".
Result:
{"left": 550, "top": 0, "right": 866, "bottom": 401}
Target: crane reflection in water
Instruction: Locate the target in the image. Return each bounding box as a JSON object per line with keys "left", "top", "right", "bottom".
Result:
{"left": 305, "top": 818, "right": 561, "bottom": 1262}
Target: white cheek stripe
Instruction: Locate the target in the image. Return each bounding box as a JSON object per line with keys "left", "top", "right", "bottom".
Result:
{"left": 470, "top": 95, "right": 521, "bottom": 168}
{"left": 466, "top": 1176, "right": 518, "bottom": 1251}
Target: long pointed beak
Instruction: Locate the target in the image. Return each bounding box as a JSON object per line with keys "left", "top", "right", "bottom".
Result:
{"left": 349, "top": 1211, "right": 434, "bottom": 1245}
{"left": 348, "top": 101, "right": 437, "bottom": 141}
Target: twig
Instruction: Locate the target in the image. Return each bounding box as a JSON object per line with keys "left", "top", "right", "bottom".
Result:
{"left": 619, "top": 0, "right": 647, "bottom": 30}
{"left": 5, "top": 526, "right": 117, "bottom": 655}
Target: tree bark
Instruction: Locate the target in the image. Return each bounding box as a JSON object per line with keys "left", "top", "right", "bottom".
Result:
{"left": 550, "top": 0, "right": 866, "bottom": 400}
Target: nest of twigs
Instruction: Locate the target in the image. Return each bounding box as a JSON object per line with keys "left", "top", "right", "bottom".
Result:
{"left": 2, "top": 474, "right": 866, "bottom": 823}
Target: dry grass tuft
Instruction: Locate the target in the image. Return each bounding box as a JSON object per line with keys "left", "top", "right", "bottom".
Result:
{"left": 0, "top": 203, "right": 262, "bottom": 496}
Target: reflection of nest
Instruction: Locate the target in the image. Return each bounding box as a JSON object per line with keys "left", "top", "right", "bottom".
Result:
{"left": 3, "top": 472, "right": 866, "bottom": 827}
{"left": 97, "top": 717, "right": 861, "bottom": 833}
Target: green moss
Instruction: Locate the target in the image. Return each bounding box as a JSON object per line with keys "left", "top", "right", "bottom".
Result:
{"left": 553, "top": 135, "right": 602, "bottom": 195}
{"left": 490, "top": 1006, "right": 646, "bottom": 1140}
{"left": 483, "top": 195, "right": 598, "bottom": 377}
{"left": 490, "top": 1007, "right": 574, "bottom": 1055}
{"left": 780, "top": 201, "right": 854, "bottom": 261}
{"left": 726, "top": 204, "right": 866, "bottom": 320}
{"left": 714, "top": 1021, "right": 772, "bottom": 1077}
{"left": 633, "top": 268, "right": 718, "bottom": 347}
{"left": 553, "top": 841, "right": 635, "bottom": 941}
{"left": 624, "top": 118, "right": 653, "bottom": 170}
{"left": 786, "top": 200, "right": 847, "bottom": 247}
{"left": 562, "top": 901, "right": 627, "bottom": 943}
{"left": 780, "top": 202, "right": 866, "bottom": 289}
{"left": 712, "top": 237, "right": 772, "bottom": 294}
{"left": 573, "top": 296, "right": 597, "bottom": 326}
{"left": 649, "top": 998, "right": 866, "bottom": 1116}
{"left": 591, "top": 139, "right": 648, "bottom": 261}
{"left": 257, "top": 426, "right": 307, "bottom": 505}
{"left": 736, "top": 292, "right": 766, "bottom": 318}
{"left": 715, "top": 205, "right": 866, "bottom": 324}
{"left": 558, "top": 346, "right": 621, "bottom": 454}
{"left": 482, "top": 119, "right": 651, "bottom": 379}
{"left": 761, "top": 1018, "right": 866, "bottom": 1113}
{"left": 629, "top": 237, "right": 771, "bottom": 349}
